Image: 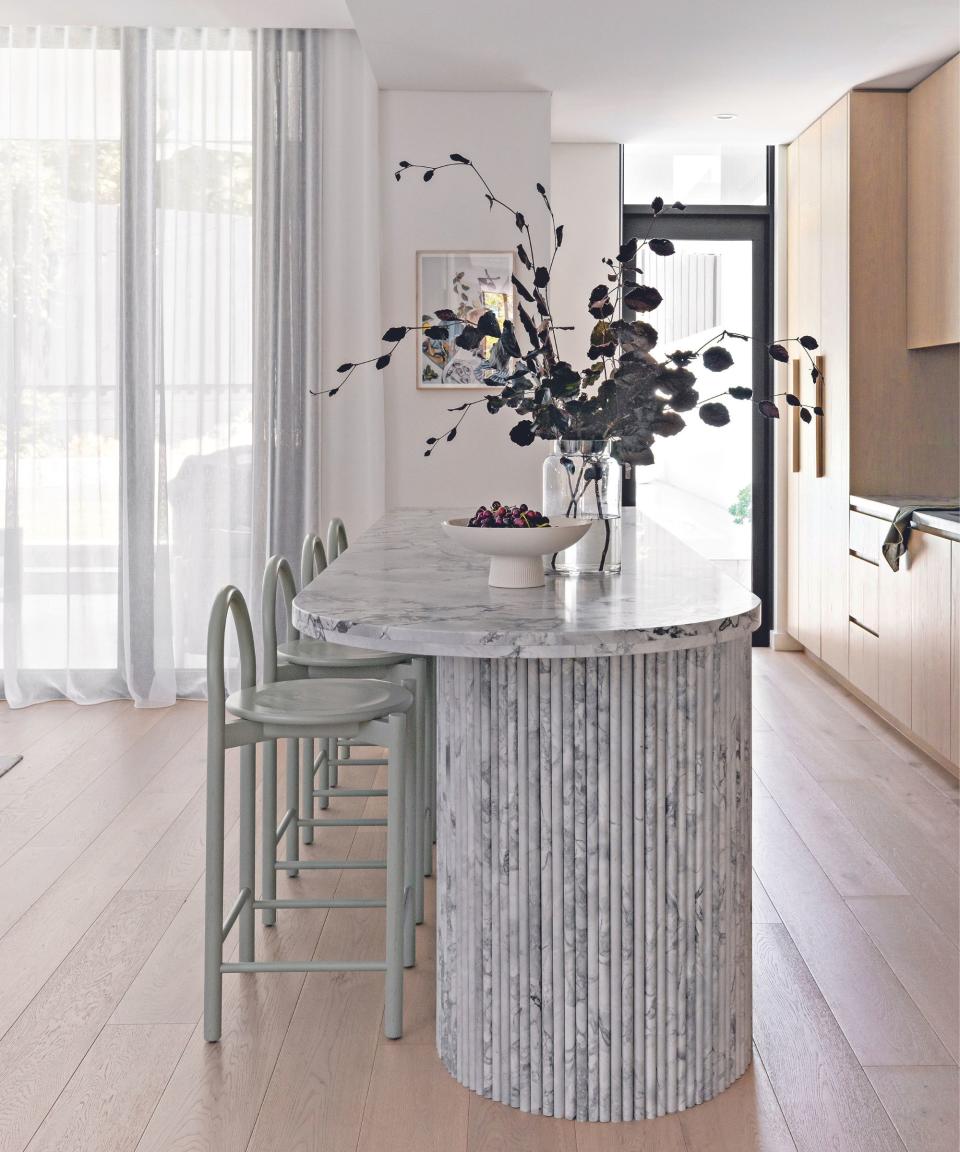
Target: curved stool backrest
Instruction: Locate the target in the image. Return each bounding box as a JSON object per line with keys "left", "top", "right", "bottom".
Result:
{"left": 326, "top": 518, "right": 348, "bottom": 563}
{"left": 261, "top": 555, "right": 298, "bottom": 683}
{"left": 207, "top": 585, "right": 257, "bottom": 706}
{"left": 300, "top": 533, "right": 327, "bottom": 589}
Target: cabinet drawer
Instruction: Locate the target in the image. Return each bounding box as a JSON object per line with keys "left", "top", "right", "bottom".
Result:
{"left": 849, "top": 620, "right": 879, "bottom": 701}
{"left": 849, "top": 510, "right": 885, "bottom": 564}
{"left": 849, "top": 555, "right": 879, "bottom": 634}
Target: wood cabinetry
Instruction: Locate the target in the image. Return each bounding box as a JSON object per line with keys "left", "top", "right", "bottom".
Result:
{"left": 952, "top": 541, "right": 960, "bottom": 765}
{"left": 907, "top": 55, "right": 959, "bottom": 349}
{"left": 878, "top": 541, "right": 912, "bottom": 729}
{"left": 909, "top": 531, "right": 953, "bottom": 760}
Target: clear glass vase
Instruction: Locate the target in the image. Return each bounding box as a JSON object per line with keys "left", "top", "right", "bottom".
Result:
{"left": 542, "top": 439, "right": 622, "bottom": 576}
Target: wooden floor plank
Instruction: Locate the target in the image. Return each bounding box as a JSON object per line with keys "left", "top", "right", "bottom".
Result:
{"left": 752, "top": 924, "right": 906, "bottom": 1152}
{"left": 356, "top": 1043, "right": 470, "bottom": 1152}
{"left": 0, "top": 748, "right": 201, "bottom": 1039}
{"left": 864, "top": 1066, "right": 960, "bottom": 1152}
{"left": 0, "top": 705, "right": 199, "bottom": 871}
{"left": 0, "top": 890, "right": 187, "bottom": 1152}
{"left": 752, "top": 873, "right": 781, "bottom": 925}
{"left": 753, "top": 796, "right": 952, "bottom": 1066}
{"left": 819, "top": 780, "right": 959, "bottom": 941}
{"left": 677, "top": 1052, "right": 796, "bottom": 1152}
{"left": 23, "top": 1023, "right": 191, "bottom": 1152}
{"left": 467, "top": 1093, "right": 578, "bottom": 1152}
{"left": 846, "top": 897, "right": 959, "bottom": 1061}
{"left": 753, "top": 742, "right": 908, "bottom": 896}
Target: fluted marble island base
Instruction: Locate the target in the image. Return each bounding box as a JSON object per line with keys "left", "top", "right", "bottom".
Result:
{"left": 434, "top": 638, "right": 752, "bottom": 1122}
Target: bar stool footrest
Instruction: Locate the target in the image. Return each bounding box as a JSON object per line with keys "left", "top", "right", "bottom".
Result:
{"left": 222, "top": 959, "right": 387, "bottom": 973}
{"left": 300, "top": 816, "right": 387, "bottom": 827}
{"left": 332, "top": 757, "right": 387, "bottom": 767}
{"left": 314, "top": 787, "right": 387, "bottom": 798}
{"left": 253, "top": 897, "right": 386, "bottom": 909}
{"left": 274, "top": 858, "right": 386, "bottom": 871}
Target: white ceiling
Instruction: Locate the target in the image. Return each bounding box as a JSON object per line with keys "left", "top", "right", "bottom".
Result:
{"left": 3, "top": 1, "right": 353, "bottom": 27}
{"left": 346, "top": 0, "right": 959, "bottom": 145}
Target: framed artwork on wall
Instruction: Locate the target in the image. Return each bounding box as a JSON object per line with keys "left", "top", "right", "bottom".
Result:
{"left": 416, "top": 251, "right": 514, "bottom": 389}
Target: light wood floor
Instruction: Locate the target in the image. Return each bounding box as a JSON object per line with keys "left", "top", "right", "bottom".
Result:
{"left": 0, "top": 651, "right": 957, "bottom": 1152}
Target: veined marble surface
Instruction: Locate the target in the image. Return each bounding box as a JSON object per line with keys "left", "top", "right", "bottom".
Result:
{"left": 292, "top": 510, "right": 760, "bottom": 658}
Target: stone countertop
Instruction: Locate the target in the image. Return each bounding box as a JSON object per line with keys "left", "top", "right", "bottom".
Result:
{"left": 850, "top": 495, "right": 960, "bottom": 542}
{"left": 292, "top": 509, "right": 761, "bottom": 659}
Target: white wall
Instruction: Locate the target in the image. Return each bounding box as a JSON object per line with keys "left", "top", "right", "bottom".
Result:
{"left": 549, "top": 143, "right": 622, "bottom": 368}
{"left": 379, "top": 91, "right": 552, "bottom": 512}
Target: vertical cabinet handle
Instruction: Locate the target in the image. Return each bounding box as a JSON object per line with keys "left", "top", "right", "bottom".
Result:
{"left": 815, "top": 354, "right": 825, "bottom": 478}
{"left": 791, "top": 359, "right": 801, "bottom": 473}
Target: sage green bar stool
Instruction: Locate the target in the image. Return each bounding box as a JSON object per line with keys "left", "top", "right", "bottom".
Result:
{"left": 263, "top": 551, "right": 427, "bottom": 931}
{"left": 319, "top": 519, "right": 436, "bottom": 878}
{"left": 204, "top": 585, "right": 415, "bottom": 1043}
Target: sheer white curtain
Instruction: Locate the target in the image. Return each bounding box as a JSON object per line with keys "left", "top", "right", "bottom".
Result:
{"left": 0, "top": 26, "right": 382, "bottom": 707}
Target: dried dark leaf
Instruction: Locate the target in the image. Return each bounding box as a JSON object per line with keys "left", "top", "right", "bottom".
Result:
{"left": 623, "top": 284, "right": 663, "bottom": 313}
{"left": 699, "top": 401, "right": 731, "bottom": 427}
{"left": 799, "top": 407, "right": 813, "bottom": 424}
{"left": 336, "top": 363, "right": 353, "bottom": 373}
{"left": 651, "top": 196, "right": 664, "bottom": 214}
{"left": 768, "top": 343, "right": 790, "bottom": 363}
{"left": 672, "top": 200, "right": 686, "bottom": 210}
{"left": 382, "top": 326, "right": 407, "bottom": 342}
{"left": 476, "top": 311, "right": 501, "bottom": 339}
{"left": 509, "top": 419, "right": 536, "bottom": 447}
{"left": 729, "top": 386, "right": 753, "bottom": 400}
{"left": 702, "top": 345, "right": 734, "bottom": 372}
{"left": 423, "top": 169, "right": 434, "bottom": 182}
{"left": 446, "top": 427, "right": 457, "bottom": 442}
{"left": 813, "top": 405, "right": 824, "bottom": 416}
{"left": 799, "top": 334, "right": 819, "bottom": 350}
{"left": 515, "top": 211, "right": 525, "bottom": 230}
{"left": 512, "top": 275, "right": 534, "bottom": 302}
{"left": 398, "top": 161, "right": 410, "bottom": 168}
{"left": 534, "top": 266, "right": 550, "bottom": 288}
{"left": 375, "top": 354, "right": 391, "bottom": 370}
{"left": 517, "top": 243, "right": 531, "bottom": 269}
{"left": 434, "top": 308, "right": 457, "bottom": 322}
{"left": 785, "top": 393, "right": 801, "bottom": 406}
{"left": 758, "top": 400, "right": 780, "bottom": 419}
{"left": 618, "top": 237, "right": 639, "bottom": 264}
{"left": 424, "top": 325, "right": 449, "bottom": 340}
{"left": 648, "top": 237, "right": 676, "bottom": 257}
{"left": 449, "top": 153, "right": 470, "bottom": 164}
{"left": 455, "top": 326, "right": 482, "bottom": 351}
{"left": 555, "top": 224, "right": 564, "bottom": 247}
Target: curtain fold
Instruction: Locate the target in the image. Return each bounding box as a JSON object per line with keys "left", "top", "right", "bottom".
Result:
{"left": 0, "top": 25, "right": 381, "bottom": 707}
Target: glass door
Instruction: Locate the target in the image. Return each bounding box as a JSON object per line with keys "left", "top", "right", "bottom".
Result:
{"left": 621, "top": 204, "right": 773, "bottom": 644}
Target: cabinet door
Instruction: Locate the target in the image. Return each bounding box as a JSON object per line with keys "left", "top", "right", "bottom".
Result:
{"left": 910, "top": 531, "right": 953, "bottom": 758}
{"left": 878, "top": 548, "right": 912, "bottom": 727}
{"left": 797, "top": 120, "right": 822, "bottom": 656}
{"left": 817, "top": 98, "right": 850, "bottom": 676}
{"left": 952, "top": 541, "right": 959, "bottom": 766}
{"left": 907, "top": 56, "right": 959, "bottom": 348}
{"left": 786, "top": 140, "right": 801, "bottom": 641}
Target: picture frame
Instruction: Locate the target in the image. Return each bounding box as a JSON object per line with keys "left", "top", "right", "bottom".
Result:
{"left": 416, "top": 250, "right": 515, "bottom": 389}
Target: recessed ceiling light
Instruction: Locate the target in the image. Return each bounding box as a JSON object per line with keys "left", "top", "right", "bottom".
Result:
{"left": 714, "top": 113, "right": 737, "bottom": 120}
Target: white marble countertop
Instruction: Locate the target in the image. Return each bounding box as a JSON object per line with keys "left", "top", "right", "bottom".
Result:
{"left": 292, "top": 510, "right": 760, "bottom": 658}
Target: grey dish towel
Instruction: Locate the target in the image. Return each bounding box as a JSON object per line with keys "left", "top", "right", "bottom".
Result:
{"left": 881, "top": 502, "right": 958, "bottom": 571}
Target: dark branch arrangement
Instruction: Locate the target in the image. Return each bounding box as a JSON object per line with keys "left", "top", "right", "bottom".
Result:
{"left": 315, "top": 154, "right": 823, "bottom": 463}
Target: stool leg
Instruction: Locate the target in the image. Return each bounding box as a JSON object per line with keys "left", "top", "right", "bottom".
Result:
{"left": 424, "top": 658, "right": 437, "bottom": 870}
{"left": 238, "top": 744, "right": 256, "bottom": 963}
{"left": 316, "top": 737, "right": 330, "bottom": 810}
{"left": 285, "top": 738, "right": 300, "bottom": 877}
{"left": 261, "top": 741, "right": 277, "bottom": 927}
{"left": 328, "top": 738, "right": 339, "bottom": 788}
{"left": 203, "top": 724, "right": 226, "bottom": 1042}
{"left": 301, "top": 738, "right": 314, "bottom": 844}
{"left": 403, "top": 679, "right": 417, "bottom": 968}
{"left": 384, "top": 710, "right": 406, "bottom": 1040}
{"left": 413, "top": 661, "right": 426, "bottom": 926}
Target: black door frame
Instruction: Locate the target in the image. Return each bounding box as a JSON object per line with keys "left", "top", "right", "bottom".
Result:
{"left": 622, "top": 149, "right": 775, "bottom": 645}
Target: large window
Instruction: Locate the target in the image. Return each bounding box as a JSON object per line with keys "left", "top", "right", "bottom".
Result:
{"left": 0, "top": 27, "right": 254, "bottom": 703}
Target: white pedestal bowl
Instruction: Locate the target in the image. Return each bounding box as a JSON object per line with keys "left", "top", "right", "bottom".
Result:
{"left": 441, "top": 517, "right": 592, "bottom": 588}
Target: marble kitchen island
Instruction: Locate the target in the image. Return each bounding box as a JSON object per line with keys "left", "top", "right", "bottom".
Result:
{"left": 293, "top": 509, "right": 760, "bottom": 1122}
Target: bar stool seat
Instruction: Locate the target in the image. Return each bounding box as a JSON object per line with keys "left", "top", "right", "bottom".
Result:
{"left": 278, "top": 638, "right": 409, "bottom": 670}
{"left": 226, "top": 677, "right": 411, "bottom": 727}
